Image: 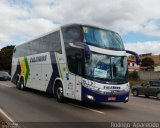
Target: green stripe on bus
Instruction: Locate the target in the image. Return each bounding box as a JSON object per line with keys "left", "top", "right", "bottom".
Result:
{"left": 24, "top": 57, "right": 30, "bottom": 86}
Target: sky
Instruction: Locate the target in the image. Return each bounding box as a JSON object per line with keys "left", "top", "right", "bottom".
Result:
{"left": 0, "top": 0, "right": 160, "bottom": 55}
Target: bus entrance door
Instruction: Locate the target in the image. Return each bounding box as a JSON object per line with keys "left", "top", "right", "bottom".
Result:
{"left": 65, "top": 73, "right": 75, "bottom": 99}
{"left": 75, "top": 76, "right": 82, "bottom": 101}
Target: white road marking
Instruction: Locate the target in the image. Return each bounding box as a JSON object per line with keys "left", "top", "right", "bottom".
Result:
{"left": 0, "top": 83, "right": 13, "bottom": 88}
{"left": 68, "top": 103, "right": 105, "bottom": 115}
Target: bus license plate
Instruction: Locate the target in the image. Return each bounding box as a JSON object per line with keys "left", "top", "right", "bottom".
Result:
{"left": 108, "top": 97, "right": 116, "bottom": 101}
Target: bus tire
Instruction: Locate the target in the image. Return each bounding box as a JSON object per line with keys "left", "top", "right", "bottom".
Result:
{"left": 157, "top": 92, "right": 160, "bottom": 100}
{"left": 54, "top": 82, "right": 65, "bottom": 103}
{"left": 16, "top": 77, "right": 20, "bottom": 89}
{"left": 15, "top": 77, "right": 18, "bottom": 86}
{"left": 20, "top": 78, "right": 25, "bottom": 91}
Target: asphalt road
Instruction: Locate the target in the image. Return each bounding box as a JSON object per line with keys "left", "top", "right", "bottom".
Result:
{"left": 0, "top": 81, "right": 160, "bottom": 128}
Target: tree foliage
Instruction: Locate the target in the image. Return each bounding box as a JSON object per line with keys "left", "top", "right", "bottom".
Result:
{"left": 0, "top": 46, "right": 15, "bottom": 73}
{"left": 141, "top": 57, "right": 154, "bottom": 67}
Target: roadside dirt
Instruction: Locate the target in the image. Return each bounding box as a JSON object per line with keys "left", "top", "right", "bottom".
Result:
{"left": 0, "top": 116, "right": 8, "bottom": 128}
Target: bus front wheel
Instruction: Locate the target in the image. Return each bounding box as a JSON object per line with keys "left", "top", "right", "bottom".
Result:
{"left": 54, "top": 82, "right": 65, "bottom": 103}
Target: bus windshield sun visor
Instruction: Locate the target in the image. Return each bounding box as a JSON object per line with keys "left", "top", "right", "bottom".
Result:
{"left": 69, "top": 42, "right": 91, "bottom": 60}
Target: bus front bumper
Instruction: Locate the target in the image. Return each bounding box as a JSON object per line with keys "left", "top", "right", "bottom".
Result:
{"left": 82, "top": 86, "right": 130, "bottom": 103}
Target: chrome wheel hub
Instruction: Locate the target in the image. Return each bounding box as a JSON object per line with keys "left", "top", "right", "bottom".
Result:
{"left": 133, "top": 90, "right": 137, "bottom": 96}
{"left": 57, "top": 87, "right": 63, "bottom": 99}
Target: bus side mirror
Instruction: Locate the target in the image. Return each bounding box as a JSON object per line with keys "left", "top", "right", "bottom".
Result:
{"left": 83, "top": 44, "right": 91, "bottom": 60}
{"left": 126, "top": 50, "right": 140, "bottom": 65}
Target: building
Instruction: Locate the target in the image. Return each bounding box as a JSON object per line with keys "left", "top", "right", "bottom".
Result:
{"left": 128, "top": 53, "right": 160, "bottom": 72}
{"left": 140, "top": 53, "right": 160, "bottom": 66}
{"left": 128, "top": 58, "right": 140, "bottom": 71}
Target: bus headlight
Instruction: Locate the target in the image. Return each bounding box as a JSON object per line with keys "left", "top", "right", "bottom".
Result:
{"left": 125, "top": 97, "right": 129, "bottom": 102}
{"left": 125, "top": 97, "right": 129, "bottom": 101}
{"left": 86, "top": 95, "right": 94, "bottom": 100}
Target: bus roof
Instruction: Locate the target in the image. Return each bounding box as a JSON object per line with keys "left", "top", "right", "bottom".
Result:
{"left": 15, "top": 23, "right": 118, "bottom": 48}
{"left": 61, "top": 23, "right": 118, "bottom": 34}
{"left": 15, "top": 26, "right": 61, "bottom": 48}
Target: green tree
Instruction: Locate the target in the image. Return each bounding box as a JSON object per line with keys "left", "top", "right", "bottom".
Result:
{"left": 141, "top": 57, "right": 154, "bottom": 68}
{"left": 0, "top": 45, "right": 15, "bottom": 73}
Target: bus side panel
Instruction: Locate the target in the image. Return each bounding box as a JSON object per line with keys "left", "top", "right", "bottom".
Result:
{"left": 26, "top": 53, "right": 51, "bottom": 91}
{"left": 29, "top": 61, "right": 42, "bottom": 90}
{"left": 41, "top": 53, "right": 53, "bottom": 91}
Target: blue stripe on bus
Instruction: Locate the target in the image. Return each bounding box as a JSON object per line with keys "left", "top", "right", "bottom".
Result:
{"left": 46, "top": 52, "right": 60, "bottom": 94}
{"left": 11, "top": 60, "right": 21, "bottom": 84}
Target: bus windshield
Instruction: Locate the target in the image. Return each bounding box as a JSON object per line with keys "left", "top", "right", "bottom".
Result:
{"left": 62, "top": 25, "right": 128, "bottom": 80}
{"left": 83, "top": 26, "right": 124, "bottom": 51}
{"left": 85, "top": 52, "right": 128, "bottom": 82}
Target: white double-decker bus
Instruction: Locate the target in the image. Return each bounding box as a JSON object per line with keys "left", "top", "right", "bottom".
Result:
{"left": 11, "top": 24, "right": 140, "bottom": 103}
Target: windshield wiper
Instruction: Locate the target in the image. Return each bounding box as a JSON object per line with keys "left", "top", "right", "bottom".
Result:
{"left": 93, "top": 77, "right": 110, "bottom": 82}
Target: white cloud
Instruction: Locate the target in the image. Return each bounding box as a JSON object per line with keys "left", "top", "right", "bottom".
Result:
{"left": 0, "top": 0, "right": 160, "bottom": 49}
{"left": 124, "top": 41, "right": 160, "bottom": 55}
{"left": 11, "top": 18, "right": 57, "bottom": 36}
{"left": 0, "top": 1, "right": 58, "bottom": 48}
{"left": 30, "top": 0, "right": 160, "bottom": 35}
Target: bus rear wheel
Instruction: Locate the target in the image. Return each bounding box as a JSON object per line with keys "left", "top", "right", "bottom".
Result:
{"left": 19, "top": 78, "right": 25, "bottom": 91}
{"left": 55, "top": 82, "right": 65, "bottom": 103}
{"left": 16, "top": 78, "right": 20, "bottom": 89}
